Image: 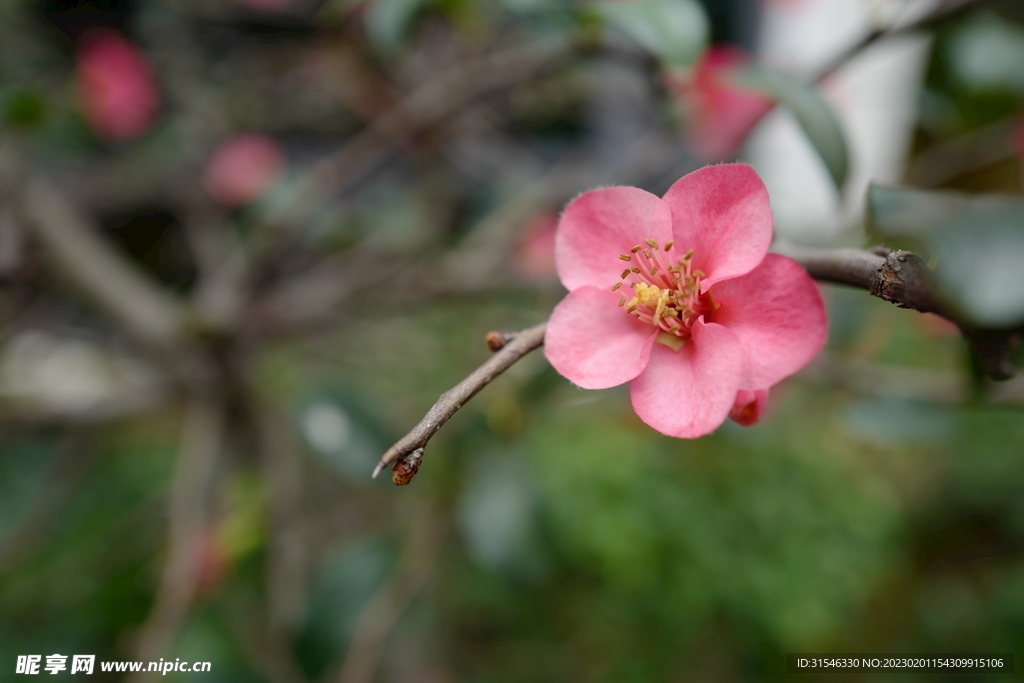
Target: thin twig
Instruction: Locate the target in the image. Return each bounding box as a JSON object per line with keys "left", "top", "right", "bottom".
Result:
{"left": 129, "top": 393, "right": 225, "bottom": 680}
{"left": 813, "top": 0, "right": 980, "bottom": 82}
{"left": 372, "top": 322, "right": 547, "bottom": 483}
{"left": 261, "top": 37, "right": 570, "bottom": 230}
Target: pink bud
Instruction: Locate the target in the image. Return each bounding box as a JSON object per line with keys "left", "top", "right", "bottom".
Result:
{"left": 203, "top": 135, "right": 285, "bottom": 206}
{"left": 75, "top": 30, "right": 160, "bottom": 142}
{"left": 729, "top": 389, "right": 769, "bottom": 427}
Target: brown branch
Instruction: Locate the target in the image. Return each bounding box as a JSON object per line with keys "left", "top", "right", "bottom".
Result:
{"left": 372, "top": 322, "right": 546, "bottom": 484}
{"left": 375, "top": 243, "right": 974, "bottom": 486}
{"left": 774, "top": 243, "right": 944, "bottom": 315}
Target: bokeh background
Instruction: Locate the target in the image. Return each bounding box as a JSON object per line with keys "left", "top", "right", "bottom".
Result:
{"left": 2, "top": 0, "right": 1024, "bottom": 681}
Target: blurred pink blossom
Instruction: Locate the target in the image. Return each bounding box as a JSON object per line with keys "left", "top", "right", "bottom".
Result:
{"left": 544, "top": 164, "right": 826, "bottom": 438}
{"left": 203, "top": 135, "right": 285, "bottom": 206}
{"left": 75, "top": 30, "right": 160, "bottom": 142}
{"left": 512, "top": 211, "right": 558, "bottom": 280}
{"left": 664, "top": 46, "right": 773, "bottom": 161}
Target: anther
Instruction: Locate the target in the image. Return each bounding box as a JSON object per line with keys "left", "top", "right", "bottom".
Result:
{"left": 683, "top": 248, "right": 694, "bottom": 259}
{"left": 644, "top": 238, "right": 658, "bottom": 248}
{"left": 619, "top": 254, "right": 632, "bottom": 261}
{"left": 611, "top": 282, "right": 622, "bottom": 291}
{"left": 664, "top": 241, "right": 674, "bottom": 250}
{"left": 693, "top": 269, "right": 705, "bottom": 278}
{"left": 631, "top": 267, "right": 641, "bottom": 273}
{"left": 618, "top": 297, "right": 626, "bottom": 307}
{"left": 650, "top": 266, "right": 658, "bottom": 276}
{"left": 621, "top": 269, "right": 631, "bottom": 279}
{"left": 671, "top": 276, "right": 682, "bottom": 285}
{"left": 630, "top": 245, "right": 642, "bottom": 253}
{"left": 643, "top": 248, "right": 652, "bottom": 259}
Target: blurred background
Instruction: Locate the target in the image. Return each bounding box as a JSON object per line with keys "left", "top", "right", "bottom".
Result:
{"left": 1, "top": 0, "right": 1024, "bottom": 680}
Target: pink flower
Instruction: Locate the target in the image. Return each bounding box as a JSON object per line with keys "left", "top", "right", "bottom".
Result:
{"left": 664, "top": 46, "right": 773, "bottom": 161}
{"left": 203, "top": 135, "right": 285, "bottom": 206}
{"left": 544, "top": 164, "right": 827, "bottom": 438}
{"left": 76, "top": 30, "right": 160, "bottom": 142}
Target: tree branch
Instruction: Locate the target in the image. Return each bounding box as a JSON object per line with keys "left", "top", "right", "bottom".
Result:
{"left": 372, "top": 322, "right": 547, "bottom": 484}
{"left": 375, "top": 243, "right": 973, "bottom": 486}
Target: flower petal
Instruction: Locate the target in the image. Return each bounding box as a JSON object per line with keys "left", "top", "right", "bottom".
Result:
{"left": 711, "top": 253, "right": 827, "bottom": 389}
{"left": 729, "top": 388, "right": 768, "bottom": 426}
{"left": 556, "top": 186, "right": 674, "bottom": 291}
{"left": 545, "top": 286, "right": 657, "bottom": 389}
{"left": 629, "top": 319, "right": 745, "bottom": 438}
{"left": 661, "top": 164, "right": 773, "bottom": 288}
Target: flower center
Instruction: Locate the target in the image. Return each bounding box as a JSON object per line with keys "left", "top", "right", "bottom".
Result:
{"left": 611, "top": 238, "right": 716, "bottom": 347}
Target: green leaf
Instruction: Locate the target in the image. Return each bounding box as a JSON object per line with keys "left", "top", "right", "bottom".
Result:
{"left": 597, "top": 0, "right": 708, "bottom": 68}
{"left": 868, "top": 185, "right": 1024, "bottom": 327}
{"left": 738, "top": 68, "right": 850, "bottom": 190}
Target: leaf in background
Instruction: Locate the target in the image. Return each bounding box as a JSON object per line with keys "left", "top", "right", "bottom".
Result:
{"left": 297, "top": 392, "right": 388, "bottom": 484}
{"left": 868, "top": 185, "right": 1024, "bottom": 327}
{"left": 737, "top": 67, "right": 850, "bottom": 190}
{"left": 597, "top": 0, "right": 708, "bottom": 69}
{"left": 457, "top": 453, "right": 546, "bottom": 580}
{"left": 947, "top": 11, "right": 1024, "bottom": 96}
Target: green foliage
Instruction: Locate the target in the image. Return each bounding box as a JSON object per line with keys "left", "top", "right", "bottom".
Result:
{"left": 596, "top": 0, "right": 708, "bottom": 68}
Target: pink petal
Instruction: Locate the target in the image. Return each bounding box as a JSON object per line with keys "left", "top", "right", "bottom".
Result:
{"left": 729, "top": 388, "right": 768, "bottom": 426}
{"left": 629, "top": 319, "right": 745, "bottom": 438}
{"left": 556, "top": 187, "right": 674, "bottom": 291}
{"left": 545, "top": 286, "right": 657, "bottom": 389}
{"left": 711, "top": 254, "right": 827, "bottom": 389}
{"left": 661, "top": 164, "right": 773, "bottom": 289}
